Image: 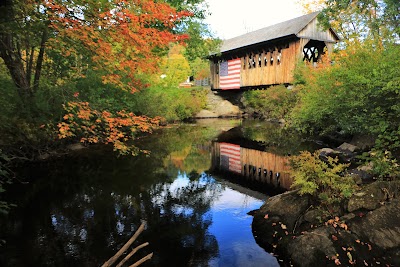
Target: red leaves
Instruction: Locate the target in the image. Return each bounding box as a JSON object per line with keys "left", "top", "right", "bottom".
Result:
{"left": 58, "top": 101, "right": 160, "bottom": 155}
{"left": 45, "top": 0, "right": 192, "bottom": 92}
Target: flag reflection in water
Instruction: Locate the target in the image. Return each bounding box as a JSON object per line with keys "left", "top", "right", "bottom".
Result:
{"left": 220, "top": 142, "right": 242, "bottom": 174}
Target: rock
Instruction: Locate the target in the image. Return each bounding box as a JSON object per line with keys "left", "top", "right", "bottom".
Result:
{"left": 257, "top": 190, "right": 309, "bottom": 231}
{"left": 318, "top": 147, "right": 356, "bottom": 164}
{"left": 337, "top": 142, "right": 358, "bottom": 153}
{"left": 318, "top": 148, "right": 338, "bottom": 161}
{"left": 350, "top": 134, "right": 375, "bottom": 151}
{"left": 287, "top": 227, "right": 336, "bottom": 267}
{"left": 347, "top": 167, "right": 374, "bottom": 185}
{"left": 340, "top": 212, "right": 356, "bottom": 222}
{"left": 67, "top": 143, "right": 86, "bottom": 151}
{"left": 350, "top": 199, "right": 400, "bottom": 249}
{"left": 358, "top": 162, "right": 373, "bottom": 172}
{"left": 347, "top": 181, "right": 400, "bottom": 212}
{"left": 214, "top": 100, "right": 242, "bottom": 117}
{"left": 194, "top": 109, "right": 219, "bottom": 118}
{"left": 303, "top": 208, "right": 324, "bottom": 224}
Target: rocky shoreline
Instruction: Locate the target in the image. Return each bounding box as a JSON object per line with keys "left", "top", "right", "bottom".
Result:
{"left": 251, "top": 144, "right": 400, "bottom": 267}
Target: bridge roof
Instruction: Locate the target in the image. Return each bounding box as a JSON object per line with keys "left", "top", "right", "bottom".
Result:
{"left": 216, "top": 11, "right": 337, "bottom": 55}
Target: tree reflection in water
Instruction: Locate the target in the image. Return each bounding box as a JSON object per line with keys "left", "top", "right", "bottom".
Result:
{"left": 0, "top": 123, "right": 231, "bottom": 267}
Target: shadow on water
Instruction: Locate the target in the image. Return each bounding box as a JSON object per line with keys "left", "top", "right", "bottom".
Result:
{"left": 0, "top": 119, "right": 319, "bottom": 267}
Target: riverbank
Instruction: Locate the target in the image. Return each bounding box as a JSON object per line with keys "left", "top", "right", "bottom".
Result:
{"left": 251, "top": 143, "right": 400, "bottom": 266}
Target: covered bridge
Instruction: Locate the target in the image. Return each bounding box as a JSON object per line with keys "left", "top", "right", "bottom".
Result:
{"left": 208, "top": 12, "right": 339, "bottom": 90}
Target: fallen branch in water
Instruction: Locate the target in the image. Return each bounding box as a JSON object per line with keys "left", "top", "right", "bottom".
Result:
{"left": 102, "top": 222, "right": 152, "bottom": 267}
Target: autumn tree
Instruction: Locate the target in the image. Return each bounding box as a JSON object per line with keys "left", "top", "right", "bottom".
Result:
{"left": 155, "top": 44, "right": 191, "bottom": 88}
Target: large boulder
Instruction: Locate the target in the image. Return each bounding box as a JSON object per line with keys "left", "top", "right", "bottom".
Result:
{"left": 350, "top": 199, "right": 400, "bottom": 249}
{"left": 337, "top": 142, "right": 359, "bottom": 153}
{"left": 347, "top": 181, "right": 399, "bottom": 212}
{"left": 214, "top": 100, "right": 242, "bottom": 117}
{"left": 287, "top": 227, "right": 337, "bottom": 267}
{"left": 256, "top": 190, "right": 309, "bottom": 232}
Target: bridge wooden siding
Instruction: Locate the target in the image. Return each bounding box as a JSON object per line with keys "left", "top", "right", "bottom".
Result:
{"left": 212, "top": 142, "right": 293, "bottom": 190}
{"left": 208, "top": 12, "right": 339, "bottom": 90}
{"left": 239, "top": 39, "right": 303, "bottom": 87}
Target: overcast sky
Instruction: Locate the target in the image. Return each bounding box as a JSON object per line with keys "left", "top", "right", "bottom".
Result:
{"left": 204, "top": 0, "right": 304, "bottom": 39}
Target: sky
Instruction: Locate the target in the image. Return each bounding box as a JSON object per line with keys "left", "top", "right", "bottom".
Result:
{"left": 204, "top": 0, "right": 304, "bottom": 40}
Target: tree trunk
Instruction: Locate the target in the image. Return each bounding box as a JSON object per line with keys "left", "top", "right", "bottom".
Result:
{"left": 0, "top": 33, "right": 32, "bottom": 101}
{"left": 33, "top": 28, "right": 48, "bottom": 93}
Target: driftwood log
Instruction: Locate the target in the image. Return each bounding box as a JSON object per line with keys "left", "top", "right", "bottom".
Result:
{"left": 102, "top": 222, "right": 153, "bottom": 267}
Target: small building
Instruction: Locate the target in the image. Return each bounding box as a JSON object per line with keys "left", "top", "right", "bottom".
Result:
{"left": 208, "top": 12, "right": 339, "bottom": 90}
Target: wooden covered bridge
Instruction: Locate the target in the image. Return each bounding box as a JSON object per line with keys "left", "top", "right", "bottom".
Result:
{"left": 208, "top": 12, "right": 339, "bottom": 90}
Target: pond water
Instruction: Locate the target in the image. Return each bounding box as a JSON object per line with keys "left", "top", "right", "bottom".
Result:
{"left": 0, "top": 119, "right": 319, "bottom": 267}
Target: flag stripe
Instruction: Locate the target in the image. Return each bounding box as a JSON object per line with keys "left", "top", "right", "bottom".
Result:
{"left": 219, "top": 143, "right": 241, "bottom": 174}
{"left": 220, "top": 58, "right": 241, "bottom": 90}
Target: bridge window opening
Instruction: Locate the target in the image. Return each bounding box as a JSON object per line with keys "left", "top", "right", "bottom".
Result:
{"left": 264, "top": 55, "right": 268, "bottom": 66}
{"left": 276, "top": 172, "right": 281, "bottom": 187}
{"left": 303, "top": 40, "right": 326, "bottom": 62}
{"left": 258, "top": 53, "right": 262, "bottom": 67}
{"left": 243, "top": 57, "right": 246, "bottom": 70}
{"left": 277, "top": 50, "right": 282, "bottom": 65}
{"left": 270, "top": 54, "right": 274, "bottom": 65}
{"left": 248, "top": 55, "right": 252, "bottom": 69}
{"left": 252, "top": 55, "right": 256, "bottom": 68}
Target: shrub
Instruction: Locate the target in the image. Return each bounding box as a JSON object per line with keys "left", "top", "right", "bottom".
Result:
{"left": 242, "top": 85, "right": 298, "bottom": 120}
{"left": 289, "top": 151, "right": 356, "bottom": 206}
{"left": 290, "top": 44, "right": 400, "bottom": 144}
{"left": 368, "top": 150, "right": 400, "bottom": 180}
{"left": 131, "top": 86, "right": 207, "bottom": 122}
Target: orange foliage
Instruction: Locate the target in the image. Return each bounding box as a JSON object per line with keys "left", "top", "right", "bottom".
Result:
{"left": 46, "top": 0, "right": 192, "bottom": 92}
{"left": 58, "top": 101, "right": 161, "bottom": 155}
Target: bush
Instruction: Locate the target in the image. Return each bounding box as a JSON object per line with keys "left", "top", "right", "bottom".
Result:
{"left": 242, "top": 85, "right": 298, "bottom": 120}
{"left": 290, "top": 44, "right": 400, "bottom": 147}
{"left": 367, "top": 150, "right": 400, "bottom": 180}
{"left": 289, "top": 151, "right": 356, "bottom": 206}
{"left": 131, "top": 86, "right": 207, "bottom": 122}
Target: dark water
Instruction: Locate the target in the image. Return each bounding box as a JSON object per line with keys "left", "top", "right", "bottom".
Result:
{"left": 0, "top": 119, "right": 318, "bottom": 267}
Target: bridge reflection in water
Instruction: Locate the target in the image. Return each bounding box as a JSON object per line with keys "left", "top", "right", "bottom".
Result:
{"left": 211, "top": 141, "right": 292, "bottom": 190}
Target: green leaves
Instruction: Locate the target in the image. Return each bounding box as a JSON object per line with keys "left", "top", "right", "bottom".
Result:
{"left": 289, "top": 151, "right": 355, "bottom": 206}
{"left": 291, "top": 44, "right": 400, "bottom": 149}
{"left": 243, "top": 85, "right": 298, "bottom": 120}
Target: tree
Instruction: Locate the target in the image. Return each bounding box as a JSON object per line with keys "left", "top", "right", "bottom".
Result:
{"left": 0, "top": 0, "right": 49, "bottom": 105}
{"left": 46, "top": 0, "right": 192, "bottom": 93}
{"left": 317, "top": 0, "right": 400, "bottom": 45}
{"left": 156, "top": 44, "right": 191, "bottom": 88}
{"left": 0, "top": 0, "right": 192, "bottom": 107}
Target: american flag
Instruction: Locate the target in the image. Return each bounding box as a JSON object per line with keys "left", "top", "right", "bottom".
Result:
{"left": 219, "top": 58, "right": 241, "bottom": 90}
{"left": 220, "top": 143, "right": 241, "bottom": 174}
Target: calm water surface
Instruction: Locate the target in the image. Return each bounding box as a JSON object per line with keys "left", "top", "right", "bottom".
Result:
{"left": 0, "top": 119, "right": 317, "bottom": 267}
